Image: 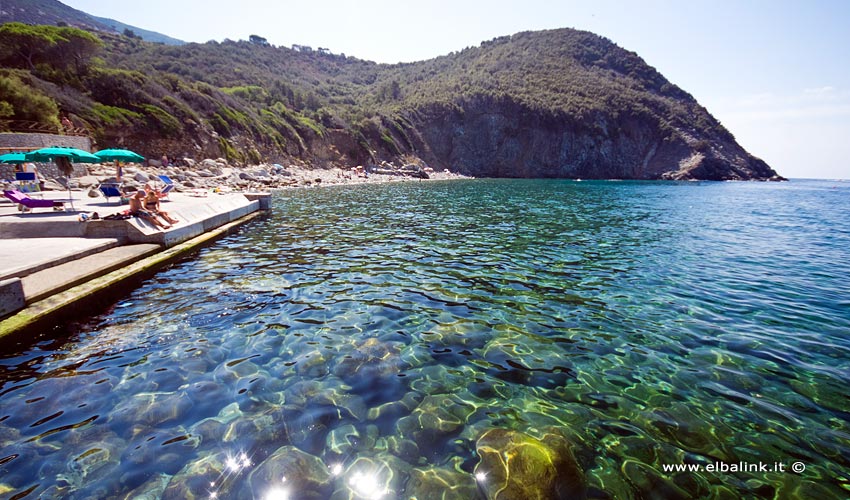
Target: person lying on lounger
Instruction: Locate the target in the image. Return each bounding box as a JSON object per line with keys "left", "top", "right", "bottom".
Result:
{"left": 129, "top": 191, "right": 171, "bottom": 230}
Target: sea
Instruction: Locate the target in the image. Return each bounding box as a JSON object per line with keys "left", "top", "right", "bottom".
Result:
{"left": 0, "top": 178, "right": 848, "bottom": 499}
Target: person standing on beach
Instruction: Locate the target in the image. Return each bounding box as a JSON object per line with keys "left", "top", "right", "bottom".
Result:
{"left": 60, "top": 114, "right": 73, "bottom": 132}
{"left": 17, "top": 162, "right": 44, "bottom": 191}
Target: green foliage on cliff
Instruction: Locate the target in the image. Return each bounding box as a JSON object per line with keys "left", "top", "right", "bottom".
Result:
{"left": 0, "top": 70, "right": 61, "bottom": 127}
{"left": 0, "top": 22, "right": 101, "bottom": 75}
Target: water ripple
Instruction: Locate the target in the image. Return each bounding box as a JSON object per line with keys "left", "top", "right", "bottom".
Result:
{"left": 0, "top": 179, "right": 848, "bottom": 498}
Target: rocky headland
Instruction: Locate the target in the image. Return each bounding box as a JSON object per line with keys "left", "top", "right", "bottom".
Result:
{"left": 2, "top": 18, "right": 784, "bottom": 182}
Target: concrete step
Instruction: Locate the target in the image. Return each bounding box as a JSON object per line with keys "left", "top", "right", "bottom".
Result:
{"left": 21, "top": 244, "right": 161, "bottom": 304}
{"left": 0, "top": 238, "right": 121, "bottom": 281}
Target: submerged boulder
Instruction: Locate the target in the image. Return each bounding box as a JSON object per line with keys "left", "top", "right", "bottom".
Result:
{"left": 406, "top": 465, "right": 479, "bottom": 499}
{"left": 474, "top": 428, "right": 585, "bottom": 499}
{"left": 248, "top": 446, "right": 332, "bottom": 500}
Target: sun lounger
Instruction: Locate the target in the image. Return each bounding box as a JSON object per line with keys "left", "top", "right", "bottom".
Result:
{"left": 157, "top": 175, "right": 175, "bottom": 199}
{"left": 15, "top": 172, "right": 40, "bottom": 194}
{"left": 99, "top": 183, "right": 125, "bottom": 203}
{"left": 3, "top": 190, "right": 67, "bottom": 213}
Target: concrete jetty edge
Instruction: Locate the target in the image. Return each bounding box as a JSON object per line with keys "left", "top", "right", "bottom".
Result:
{"left": 0, "top": 211, "right": 266, "bottom": 346}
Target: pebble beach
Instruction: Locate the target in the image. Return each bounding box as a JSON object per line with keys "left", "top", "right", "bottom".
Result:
{"left": 48, "top": 159, "right": 472, "bottom": 196}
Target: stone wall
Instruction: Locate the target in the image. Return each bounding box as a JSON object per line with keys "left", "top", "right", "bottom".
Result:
{"left": 0, "top": 133, "right": 93, "bottom": 181}
{"left": 0, "top": 132, "right": 91, "bottom": 151}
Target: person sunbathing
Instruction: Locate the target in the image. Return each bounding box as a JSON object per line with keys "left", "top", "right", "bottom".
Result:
{"left": 129, "top": 191, "right": 170, "bottom": 230}
{"left": 144, "top": 190, "right": 178, "bottom": 225}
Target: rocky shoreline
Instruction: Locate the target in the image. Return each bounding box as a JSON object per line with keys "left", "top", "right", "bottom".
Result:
{"left": 33, "top": 159, "right": 472, "bottom": 195}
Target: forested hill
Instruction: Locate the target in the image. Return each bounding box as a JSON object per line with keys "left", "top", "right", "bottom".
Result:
{"left": 0, "top": 20, "right": 783, "bottom": 180}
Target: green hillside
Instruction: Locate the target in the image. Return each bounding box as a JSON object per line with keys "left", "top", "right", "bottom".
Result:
{"left": 0, "top": 21, "right": 782, "bottom": 180}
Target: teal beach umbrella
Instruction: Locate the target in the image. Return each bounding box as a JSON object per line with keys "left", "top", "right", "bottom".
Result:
{"left": 0, "top": 152, "right": 28, "bottom": 164}
{"left": 93, "top": 149, "right": 145, "bottom": 162}
{"left": 24, "top": 147, "right": 101, "bottom": 211}
{"left": 94, "top": 149, "right": 144, "bottom": 181}
{"left": 25, "top": 147, "right": 101, "bottom": 164}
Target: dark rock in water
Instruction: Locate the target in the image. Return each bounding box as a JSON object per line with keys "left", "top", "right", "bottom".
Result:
{"left": 406, "top": 465, "right": 480, "bottom": 500}
{"left": 474, "top": 428, "right": 585, "bottom": 499}
{"left": 334, "top": 454, "right": 411, "bottom": 500}
{"left": 387, "top": 435, "right": 421, "bottom": 463}
{"left": 396, "top": 394, "right": 477, "bottom": 457}
{"left": 190, "top": 417, "right": 226, "bottom": 444}
{"left": 332, "top": 337, "right": 406, "bottom": 380}
{"left": 109, "top": 391, "right": 193, "bottom": 431}
{"left": 333, "top": 338, "right": 409, "bottom": 406}
{"left": 480, "top": 337, "right": 575, "bottom": 388}
{"left": 620, "top": 459, "right": 691, "bottom": 499}
{"left": 162, "top": 451, "right": 235, "bottom": 500}
{"left": 248, "top": 446, "right": 332, "bottom": 500}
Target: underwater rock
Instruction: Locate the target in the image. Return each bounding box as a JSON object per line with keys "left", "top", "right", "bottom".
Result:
{"left": 181, "top": 380, "right": 230, "bottom": 418}
{"left": 190, "top": 417, "right": 227, "bottom": 445}
{"left": 0, "top": 422, "right": 21, "bottom": 443}
{"left": 386, "top": 435, "right": 421, "bottom": 463}
{"left": 294, "top": 348, "right": 332, "bottom": 377}
{"left": 332, "top": 337, "right": 406, "bottom": 380}
{"left": 120, "top": 428, "right": 198, "bottom": 483}
{"left": 223, "top": 409, "right": 289, "bottom": 447}
{"left": 280, "top": 404, "right": 332, "bottom": 456}
{"left": 163, "top": 451, "right": 238, "bottom": 500}
{"left": 325, "top": 424, "right": 378, "bottom": 459}
{"left": 312, "top": 386, "right": 368, "bottom": 422}
{"left": 331, "top": 454, "right": 410, "bottom": 500}
{"left": 640, "top": 404, "right": 730, "bottom": 460}
{"left": 406, "top": 364, "right": 483, "bottom": 397}
{"left": 55, "top": 437, "right": 125, "bottom": 494}
{"left": 423, "top": 321, "right": 490, "bottom": 349}
{"left": 284, "top": 379, "right": 326, "bottom": 406}
{"left": 284, "top": 377, "right": 368, "bottom": 421}
{"left": 406, "top": 465, "right": 480, "bottom": 500}
{"left": 214, "top": 358, "right": 261, "bottom": 386}
{"left": 119, "top": 472, "right": 171, "bottom": 500}
{"left": 479, "top": 336, "right": 575, "bottom": 388}
{"left": 248, "top": 446, "right": 332, "bottom": 500}
{"left": 790, "top": 375, "right": 850, "bottom": 413}
{"left": 474, "top": 428, "right": 585, "bottom": 500}
{"left": 367, "top": 391, "right": 422, "bottom": 423}
{"left": 110, "top": 391, "right": 193, "bottom": 431}
{"left": 396, "top": 394, "right": 477, "bottom": 457}
{"left": 621, "top": 459, "right": 690, "bottom": 499}
{"left": 182, "top": 380, "right": 229, "bottom": 404}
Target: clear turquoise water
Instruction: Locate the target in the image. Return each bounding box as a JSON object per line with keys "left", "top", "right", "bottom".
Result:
{"left": 1, "top": 179, "right": 849, "bottom": 499}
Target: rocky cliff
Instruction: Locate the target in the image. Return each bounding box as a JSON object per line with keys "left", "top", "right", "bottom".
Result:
{"left": 407, "top": 95, "right": 778, "bottom": 180}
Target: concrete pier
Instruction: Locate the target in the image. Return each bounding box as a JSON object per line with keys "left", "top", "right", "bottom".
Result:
{"left": 0, "top": 190, "right": 271, "bottom": 340}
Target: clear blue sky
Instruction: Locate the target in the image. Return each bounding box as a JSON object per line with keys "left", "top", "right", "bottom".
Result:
{"left": 62, "top": 0, "right": 850, "bottom": 179}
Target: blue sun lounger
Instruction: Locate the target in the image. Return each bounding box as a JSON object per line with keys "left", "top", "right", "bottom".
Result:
{"left": 99, "top": 183, "right": 125, "bottom": 203}
{"left": 157, "top": 175, "right": 174, "bottom": 199}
